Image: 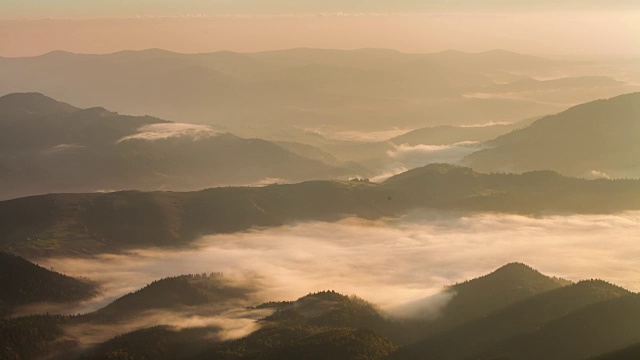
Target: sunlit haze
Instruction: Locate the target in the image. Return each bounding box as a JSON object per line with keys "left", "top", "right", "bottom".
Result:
{"left": 1, "top": 2, "right": 639, "bottom": 57}
{"left": 2, "top": 1, "right": 640, "bottom": 359}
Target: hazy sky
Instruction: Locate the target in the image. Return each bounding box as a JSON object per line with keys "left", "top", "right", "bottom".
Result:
{"left": 3, "top": 0, "right": 640, "bottom": 18}
{"left": 1, "top": 1, "right": 639, "bottom": 57}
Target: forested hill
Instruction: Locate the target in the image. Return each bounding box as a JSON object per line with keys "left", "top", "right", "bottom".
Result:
{"left": 2, "top": 164, "right": 640, "bottom": 257}
{"left": 0, "top": 251, "right": 97, "bottom": 316}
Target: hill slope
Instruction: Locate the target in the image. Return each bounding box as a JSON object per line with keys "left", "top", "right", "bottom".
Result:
{"left": 397, "top": 280, "right": 629, "bottom": 360}
{"left": 466, "top": 92, "right": 640, "bottom": 178}
{"left": 392, "top": 263, "right": 568, "bottom": 345}
{"left": 475, "top": 294, "right": 640, "bottom": 360}
{"left": 90, "top": 274, "right": 254, "bottom": 321}
{"left": 0, "top": 251, "right": 97, "bottom": 316}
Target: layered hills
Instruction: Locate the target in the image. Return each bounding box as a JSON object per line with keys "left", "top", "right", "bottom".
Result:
{"left": 3, "top": 259, "right": 640, "bottom": 360}
{"left": 3, "top": 48, "right": 631, "bottom": 133}
{"left": 0, "top": 93, "right": 353, "bottom": 200}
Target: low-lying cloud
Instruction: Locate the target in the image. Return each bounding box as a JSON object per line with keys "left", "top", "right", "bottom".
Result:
{"left": 41, "top": 211, "right": 640, "bottom": 315}
{"left": 25, "top": 211, "right": 640, "bottom": 348}
{"left": 118, "top": 123, "right": 219, "bottom": 142}
{"left": 387, "top": 141, "right": 483, "bottom": 166}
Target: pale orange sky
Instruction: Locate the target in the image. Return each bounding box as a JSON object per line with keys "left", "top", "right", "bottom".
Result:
{"left": 1, "top": 12, "right": 639, "bottom": 58}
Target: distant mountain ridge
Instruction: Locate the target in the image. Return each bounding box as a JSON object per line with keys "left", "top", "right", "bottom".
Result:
{"left": 2, "top": 47, "right": 607, "bottom": 131}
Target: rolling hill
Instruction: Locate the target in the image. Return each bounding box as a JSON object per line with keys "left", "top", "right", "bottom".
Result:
{"left": 465, "top": 92, "right": 640, "bottom": 178}
{"left": 89, "top": 274, "right": 255, "bottom": 322}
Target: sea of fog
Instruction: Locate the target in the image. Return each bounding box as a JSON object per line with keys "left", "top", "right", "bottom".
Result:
{"left": 41, "top": 211, "right": 640, "bottom": 315}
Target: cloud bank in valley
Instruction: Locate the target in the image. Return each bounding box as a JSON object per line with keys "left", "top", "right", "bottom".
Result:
{"left": 24, "top": 211, "right": 640, "bottom": 346}
{"left": 41, "top": 211, "right": 640, "bottom": 314}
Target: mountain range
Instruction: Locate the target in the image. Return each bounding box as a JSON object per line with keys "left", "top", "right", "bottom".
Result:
{"left": 2, "top": 48, "right": 635, "bottom": 134}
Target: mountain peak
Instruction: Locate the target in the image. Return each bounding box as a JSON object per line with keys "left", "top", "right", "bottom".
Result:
{"left": 494, "top": 262, "right": 538, "bottom": 273}
{"left": 448, "top": 263, "right": 546, "bottom": 289}
{"left": 416, "top": 262, "right": 568, "bottom": 335}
